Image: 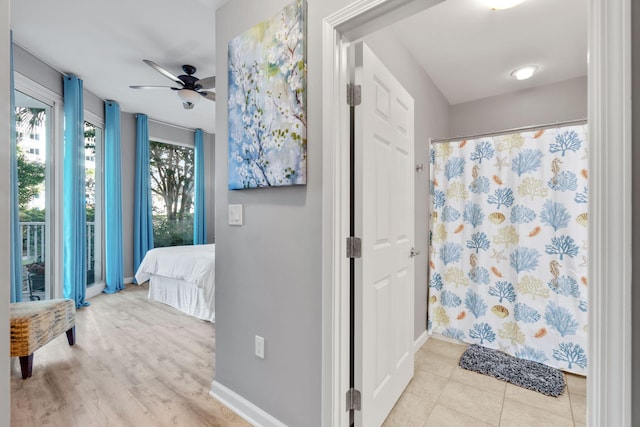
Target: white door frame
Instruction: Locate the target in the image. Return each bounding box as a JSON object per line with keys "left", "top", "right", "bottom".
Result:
{"left": 320, "top": 1, "right": 633, "bottom": 426}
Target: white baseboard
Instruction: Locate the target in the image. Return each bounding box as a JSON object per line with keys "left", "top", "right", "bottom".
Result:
{"left": 430, "top": 332, "right": 467, "bottom": 346}
{"left": 85, "top": 281, "right": 106, "bottom": 299}
{"left": 414, "top": 330, "right": 429, "bottom": 353}
{"left": 210, "top": 381, "right": 287, "bottom": 427}
{"left": 87, "top": 277, "right": 136, "bottom": 299}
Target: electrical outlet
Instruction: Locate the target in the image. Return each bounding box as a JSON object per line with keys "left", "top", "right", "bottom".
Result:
{"left": 255, "top": 335, "right": 265, "bottom": 359}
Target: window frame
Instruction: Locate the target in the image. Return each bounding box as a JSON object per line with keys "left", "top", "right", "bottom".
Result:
{"left": 148, "top": 137, "right": 196, "bottom": 248}
{"left": 84, "top": 111, "right": 105, "bottom": 298}
{"left": 14, "top": 72, "right": 63, "bottom": 299}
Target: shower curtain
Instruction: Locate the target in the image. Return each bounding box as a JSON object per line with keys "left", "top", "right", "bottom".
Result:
{"left": 428, "top": 123, "right": 588, "bottom": 375}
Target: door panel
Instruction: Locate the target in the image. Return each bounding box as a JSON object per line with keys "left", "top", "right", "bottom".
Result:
{"left": 15, "top": 91, "right": 53, "bottom": 301}
{"left": 354, "top": 42, "right": 415, "bottom": 427}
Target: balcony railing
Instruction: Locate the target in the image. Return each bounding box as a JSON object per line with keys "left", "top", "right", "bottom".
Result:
{"left": 20, "top": 222, "right": 46, "bottom": 264}
{"left": 19, "top": 221, "right": 96, "bottom": 298}
{"left": 20, "top": 221, "right": 95, "bottom": 263}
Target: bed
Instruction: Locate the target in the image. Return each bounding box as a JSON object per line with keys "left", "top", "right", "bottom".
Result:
{"left": 134, "top": 244, "right": 215, "bottom": 322}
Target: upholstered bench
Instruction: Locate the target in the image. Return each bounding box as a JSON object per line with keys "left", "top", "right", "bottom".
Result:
{"left": 10, "top": 299, "right": 76, "bottom": 379}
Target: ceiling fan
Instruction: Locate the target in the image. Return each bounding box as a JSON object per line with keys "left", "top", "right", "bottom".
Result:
{"left": 130, "top": 59, "right": 216, "bottom": 109}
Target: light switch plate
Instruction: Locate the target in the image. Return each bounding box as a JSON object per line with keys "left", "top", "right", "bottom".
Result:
{"left": 255, "top": 335, "right": 265, "bottom": 359}
{"left": 228, "top": 204, "right": 243, "bottom": 226}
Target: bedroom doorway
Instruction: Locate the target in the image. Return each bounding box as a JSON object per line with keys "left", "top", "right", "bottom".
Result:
{"left": 321, "top": 0, "right": 632, "bottom": 426}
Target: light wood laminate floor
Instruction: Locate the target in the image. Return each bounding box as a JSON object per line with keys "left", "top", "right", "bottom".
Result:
{"left": 384, "top": 337, "right": 587, "bottom": 427}
{"left": 11, "top": 284, "right": 250, "bottom": 427}
{"left": 11, "top": 285, "right": 587, "bottom": 426}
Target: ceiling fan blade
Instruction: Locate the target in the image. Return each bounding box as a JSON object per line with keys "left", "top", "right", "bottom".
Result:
{"left": 129, "top": 85, "right": 180, "bottom": 90}
{"left": 200, "top": 91, "right": 216, "bottom": 101}
{"left": 183, "top": 101, "right": 195, "bottom": 110}
{"left": 195, "top": 76, "right": 216, "bottom": 89}
{"left": 143, "top": 59, "right": 183, "bottom": 85}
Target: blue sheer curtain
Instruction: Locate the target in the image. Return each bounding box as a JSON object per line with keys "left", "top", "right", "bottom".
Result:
{"left": 104, "top": 101, "right": 124, "bottom": 293}
{"left": 133, "top": 114, "right": 153, "bottom": 276}
{"left": 193, "top": 128, "right": 206, "bottom": 244}
{"left": 63, "top": 75, "right": 89, "bottom": 308}
{"left": 10, "top": 32, "right": 22, "bottom": 303}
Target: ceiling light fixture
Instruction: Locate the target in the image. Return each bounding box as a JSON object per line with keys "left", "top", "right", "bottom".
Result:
{"left": 510, "top": 65, "right": 539, "bottom": 80}
{"left": 482, "top": 0, "right": 525, "bottom": 10}
{"left": 177, "top": 88, "right": 201, "bottom": 105}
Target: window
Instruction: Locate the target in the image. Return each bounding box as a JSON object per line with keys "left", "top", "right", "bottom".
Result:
{"left": 15, "top": 75, "right": 107, "bottom": 300}
{"left": 84, "top": 120, "right": 103, "bottom": 287}
{"left": 149, "top": 140, "right": 195, "bottom": 247}
{"left": 15, "top": 92, "right": 51, "bottom": 300}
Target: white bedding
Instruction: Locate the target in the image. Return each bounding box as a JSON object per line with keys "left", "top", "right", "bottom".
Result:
{"left": 135, "top": 244, "right": 215, "bottom": 322}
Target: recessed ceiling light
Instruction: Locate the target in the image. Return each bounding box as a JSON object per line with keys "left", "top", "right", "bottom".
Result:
{"left": 482, "top": 0, "right": 525, "bottom": 10}
{"left": 511, "top": 65, "right": 539, "bottom": 80}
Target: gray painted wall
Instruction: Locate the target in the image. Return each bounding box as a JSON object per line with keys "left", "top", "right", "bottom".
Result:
{"left": 14, "top": 44, "right": 104, "bottom": 121}
{"left": 632, "top": 1, "right": 639, "bottom": 424}
{"left": 364, "top": 28, "right": 450, "bottom": 340}
{"left": 84, "top": 90, "right": 104, "bottom": 123}
{"left": 1, "top": 1, "right": 11, "bottom": 424}
{"left": 449, "top": 76, "right": 588, "bottom": 137}
{"left": 215, "top": 0, "right": 357, "bottom": 424}
{"left": 149, "top": 121, "right": 194, "bottom": 146}
{"left": 13, "top": 44, "right": 61, "bottom": 95}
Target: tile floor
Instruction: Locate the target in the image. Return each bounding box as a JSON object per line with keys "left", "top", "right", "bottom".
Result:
{"left": 383, "top": 337, "right": 586, "bottom": 427}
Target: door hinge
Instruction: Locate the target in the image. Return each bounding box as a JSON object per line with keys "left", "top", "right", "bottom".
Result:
{"left": 346, "top": 236, "right": 362, "bottom": 259}
{"left": 347, "top": 84, "right": 361, "bottom": 106}
{"left": 346, "top": 388, "right": 361, "bottom": 411}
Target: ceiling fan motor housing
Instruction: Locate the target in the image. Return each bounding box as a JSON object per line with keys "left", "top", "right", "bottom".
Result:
{"left": 182, "top": 64, "right": 197, "bottom": 75}
{"left": 179, "top": 64, "right": 201, "bottom": 89}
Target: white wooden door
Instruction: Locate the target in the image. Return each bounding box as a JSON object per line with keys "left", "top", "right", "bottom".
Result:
{"left": 353, "top": 42, "right": 415, "bottom": 427}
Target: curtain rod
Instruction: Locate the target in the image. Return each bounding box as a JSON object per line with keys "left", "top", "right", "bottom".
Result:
{"left": 142, "top": 116, "right": 207, "bottom": 134}
{"left": 430, "top": 118, "right": 587, "bottom": 144}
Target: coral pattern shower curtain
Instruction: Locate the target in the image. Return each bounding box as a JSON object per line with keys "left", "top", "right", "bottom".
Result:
{"left": 428, "top": 124, "right": 588, "bottom": 375}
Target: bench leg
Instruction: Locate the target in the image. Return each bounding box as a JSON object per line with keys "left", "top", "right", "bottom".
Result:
{"left": 19, "top": 354, "right": 33, "bottom": 379}
{"left": 66, "top": 326, "right": 76, "bottom": 346}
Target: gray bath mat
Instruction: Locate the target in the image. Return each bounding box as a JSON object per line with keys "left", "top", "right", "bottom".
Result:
{"left": 459, "top": 344, "right": 565, "bottom": 397}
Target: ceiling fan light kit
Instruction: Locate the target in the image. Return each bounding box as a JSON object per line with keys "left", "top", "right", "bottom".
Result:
{"left": 178, "top": 88, "right": 201, "bottom": 104}
{"left": 130, "top": 60, "right": 216, "bottom": 109}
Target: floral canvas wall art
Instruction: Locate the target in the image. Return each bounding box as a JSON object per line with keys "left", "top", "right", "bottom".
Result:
{"left": 227, "top": 0, "right": 306, "bottom": 189}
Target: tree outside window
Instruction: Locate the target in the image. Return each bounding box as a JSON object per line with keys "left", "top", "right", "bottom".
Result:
{"left": 149, "top": 141, "right": 195, "bottom": 247}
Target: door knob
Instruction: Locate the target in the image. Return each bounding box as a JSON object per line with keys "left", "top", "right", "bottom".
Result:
{"left": 410, "top": 248, "right": 420, "bottom": 257}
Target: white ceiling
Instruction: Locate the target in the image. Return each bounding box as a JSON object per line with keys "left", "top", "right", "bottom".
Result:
{"left": 11, "top": 0, "right": 229, "bottom": 133}
{"left": 391, "top": 0, "right": 588, "bottom": 105}
{"left": 11, "top": 0, "right": 587, "bottom": 134}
